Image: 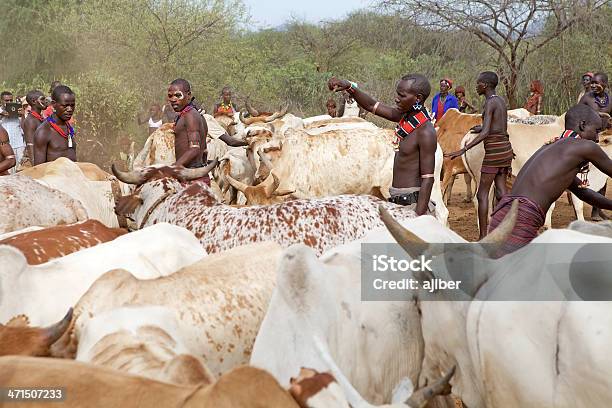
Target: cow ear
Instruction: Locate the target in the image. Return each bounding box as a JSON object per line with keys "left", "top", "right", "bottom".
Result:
{"left": 0, "top": 245, "right": 27, "bottom": 277}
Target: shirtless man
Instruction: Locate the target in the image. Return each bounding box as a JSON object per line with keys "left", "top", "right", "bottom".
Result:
{"left": 488, "top": 104, "right": 612, "bottom": 257}
{"left": 579, "top": 72, "right": 611, "bottom": 221}
{"left": 167, "top": 78, "right": 210, "bottom": 182}
{"left": 447, "top": 71, "right": 513, "bottom": 239}
{"left": 22, "top": 90, "right": 47, "bottom": 163}
{"left": 328, "top": 74, "right": 437, "bottom": 216}
{"left": 33, "top": 85, "right": 77, "bottom": 165}
{"left": 0, "top": 126, "right": 16, "bottom": 175}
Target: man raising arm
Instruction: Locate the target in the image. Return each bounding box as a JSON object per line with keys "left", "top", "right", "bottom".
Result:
{"left": 328, "top": 74, "right": 437, "bottom": 216}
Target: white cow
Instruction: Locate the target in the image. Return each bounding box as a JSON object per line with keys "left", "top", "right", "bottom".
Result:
{"left": 74, "top": 242, "right": 282, "bottom": 378}
{"left": 245, "top": 125, "right": 448, "bottom": 226}
{"left": 76, "top": 306, "right": 215, "bottom": 385}
{"left": 0, "top": 223, "right": 205, "bottom": 326}
{"left": 0, "top": 174, "right": 87, "bottom": 234}
{"left": 22, "top": 158, "right": 131, "bottom": 228}
{"left": 568, "top": 219, "right": 612, "bottom": 238}
{"left": 253, "top": 204, "right": 612, "bottom": 407}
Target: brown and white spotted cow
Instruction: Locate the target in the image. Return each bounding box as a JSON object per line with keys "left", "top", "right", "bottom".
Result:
{"left": 0, "top": 220, "right": 127, "bottom": 265}
{"left": 112, "top": 162, "right": 420, "bottom": 255}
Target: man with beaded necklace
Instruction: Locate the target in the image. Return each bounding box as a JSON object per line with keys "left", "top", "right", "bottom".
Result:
{"left": 327, "top": 74, "right": 438, "bottom": 216}
{"left": 33, "top": 85, "right": 77, "bottom": 165}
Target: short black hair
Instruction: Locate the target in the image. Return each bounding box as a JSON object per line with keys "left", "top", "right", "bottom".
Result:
{"left": 400, "top": 74, "right": 431, "bottom": 101}
{"left": 565, "top": 104, "right": 601, "bottom": 130}
{"left": 593, "top": 72, "right": 608, "bottom": 85}
{"left": 478, "top": 71, "right": 498, "bottom": 88}
{"left": 26, "top": 90, "right": 44, "bottom": 106}
{"left": 1, "top": 91, "right": 13, "bottom": 98}
{"left": 49, "top": 81, "right": 61, "bottom": 90}
{"left": 170, "top": 78, "right": 191, "bottom": 92}
{"left": 51, "top": 85, "right": 74, "bottom": 101}
{"left": 221, "top": 85, "right": 231, "bottom": 94}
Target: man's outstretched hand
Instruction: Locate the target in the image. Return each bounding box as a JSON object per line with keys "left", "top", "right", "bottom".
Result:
{"left": 328, "top": 77, "right": 351, "bottom": 92}
{"left": 444, "top": 148, "right": 466, "bottom": 160}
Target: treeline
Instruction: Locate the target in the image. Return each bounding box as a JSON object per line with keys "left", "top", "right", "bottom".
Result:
{"left": 0, "top": 0, "right": 610, "bottom": 166}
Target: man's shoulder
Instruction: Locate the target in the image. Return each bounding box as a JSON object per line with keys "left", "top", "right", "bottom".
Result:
{"left": 414, "top": 122, "right": 437, "bottom": 140}
{"left": 24, "top": 115, "right": 39, "bottom": 127}
{"left": 34, "top": 121, "right": 51, "bottom": 135}
{"left": 0, "top": 126, "right": 8, "bottom": 140}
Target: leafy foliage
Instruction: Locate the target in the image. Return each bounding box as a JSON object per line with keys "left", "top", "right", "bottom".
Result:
{"left": 0, "top": 1, "right": 609, "bottom": 169}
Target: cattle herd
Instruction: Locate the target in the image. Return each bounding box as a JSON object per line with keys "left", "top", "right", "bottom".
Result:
{"left": 1, "top": 108, "right": 612, "bottom": 407}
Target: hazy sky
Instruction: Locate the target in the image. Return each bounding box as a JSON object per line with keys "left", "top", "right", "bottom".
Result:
{"left": 242, "top": 0, "right": 371, "bottom": 29}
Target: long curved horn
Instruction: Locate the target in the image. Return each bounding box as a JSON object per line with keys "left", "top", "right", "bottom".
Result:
{"left": 239, "top": 111, "right": 248, "bottom": 124}
{"left": 225, "top": 174, "right": 250, "bottom": 193}
{"left": 245, "top": 97, "right": 260, "bottom": 117}
{"left": 263, "top": 172, "right": 280, "bottom": 198}
{"left": 264, "top": 105, "right": 288, "bottom": 123}
{"left": 177, "top": 159, "right": 218, "bottom": 181}
{"left": 379, "top": 205, "right": 428, "bottom": 259}
{"left": 479, "top": 200, "right": 518, "bottom": 247}
{"left": 111, "top": 164, "right": 149, "bottom": 185}
{"left": 405, "top": 365, "right": 456, "bottom": 408}
{"left": 241, "top": 113, "right": 264, "bottom": 126}
{"left": 43, "top": 308, "right": 73, "bottom": 346}
{"left": 258, "top": 149, "right": 274, "bottom": 170}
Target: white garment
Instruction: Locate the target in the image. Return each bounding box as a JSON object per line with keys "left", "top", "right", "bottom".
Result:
{"left": 9, "top": 146, "right": 25, "bottom": 175}
{"left": 203, "top": 114, "right": 227, "bottom": 140}
{"left": 342, "top": 100, "right": 360, "bottom": 118}
{"left": 2, "top": 117, "right": 24, "bottom": 148}
{"left": 148, "top": 117, "right": 162, "bottom": 128}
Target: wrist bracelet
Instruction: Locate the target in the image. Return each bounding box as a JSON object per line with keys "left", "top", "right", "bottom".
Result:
{"left": 347, "top": 81, "right": 358, "bottom": 94}
{"left": 372, "top": 102, "right": 380, "bottom": 115}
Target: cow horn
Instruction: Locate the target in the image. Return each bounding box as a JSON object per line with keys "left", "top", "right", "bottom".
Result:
{"left": 245, "top": 97, "right": 260, "bottom": 117}
{"left": 478, "top": 200, "right": 518, "bottom": 248}
{"left": 379, "top": 205, "right": 428, "bottom": 259}
{"left": 225, "top": 174, "right": 249, "bottom": 193}
{"left": 405, "top": 365, "right": 456, "bottom": 408}
{"left": 258, "top": 149, "right": 274, "bottom": 170}
{"left": 240, "top": 112, "right": 262, "bottom": 126}
{"left": 264, "top": 172, "right": 281, "bottom": 198}
{"left": 43, "top": 308, "right": 73, "bottom": 346}
{"left": 111, "top": 164, "right": 149, "bottom": 185}
{"left": 177, "top": 159, "right": 218, "bottom": 181}
{"left": 239, "top": 111, "right": 248, "bottom": 124}
{"left": 264, "top": 105, "right": 288, "bottom": 123}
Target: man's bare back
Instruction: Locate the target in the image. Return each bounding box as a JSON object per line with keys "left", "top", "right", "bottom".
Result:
{"left": 486, "top": 104, "right": 612, "bottom": 256}
{"left": 513, "top": 137, "right": 610, "bottom": 212}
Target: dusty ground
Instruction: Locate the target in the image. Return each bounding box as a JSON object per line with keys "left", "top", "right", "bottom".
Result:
{"left": 446, "top": 178, "right": 611, "bottom": 241}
